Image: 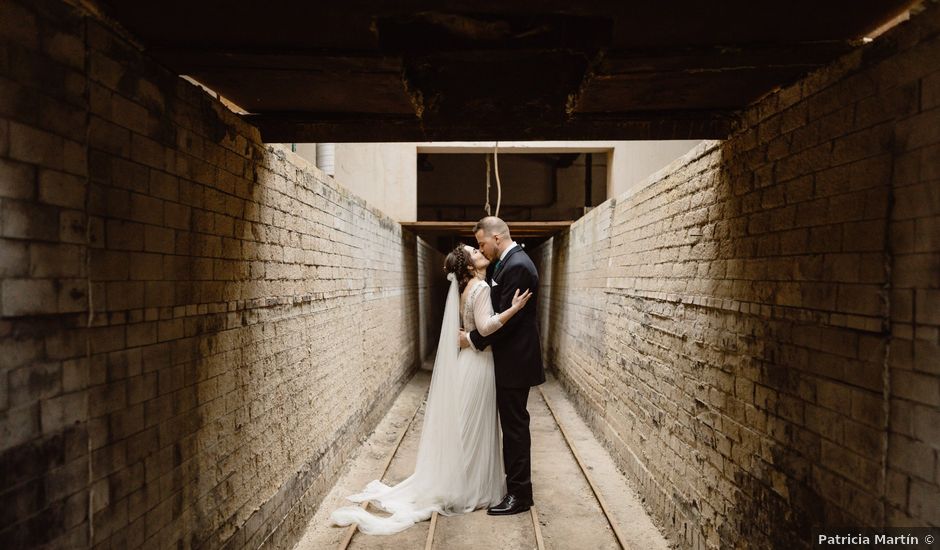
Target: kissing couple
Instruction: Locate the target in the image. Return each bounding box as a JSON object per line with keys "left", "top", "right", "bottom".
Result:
{"left": 332, "top": 216, "right": 546, "bottom": 534}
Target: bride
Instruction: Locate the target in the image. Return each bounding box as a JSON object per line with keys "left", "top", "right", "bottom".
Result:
{"left": 330, "top": 244, "right": 532, "bottom": 535}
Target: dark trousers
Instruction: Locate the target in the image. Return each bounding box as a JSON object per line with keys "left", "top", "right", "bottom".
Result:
{"left": 496, "top": 386, "right": 532, "bottom": 502}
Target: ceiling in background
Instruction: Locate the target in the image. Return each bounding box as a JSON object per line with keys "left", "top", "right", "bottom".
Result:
{"left": 101, "top": 1, "right": 917, "bottom": 142}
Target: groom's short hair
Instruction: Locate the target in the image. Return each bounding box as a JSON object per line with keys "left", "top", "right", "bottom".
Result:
{"left": 473, "top": 216, "right": 510, "bottom": 237}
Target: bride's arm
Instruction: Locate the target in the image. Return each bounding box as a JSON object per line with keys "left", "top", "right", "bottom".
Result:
{"left": 472, "top": 284, "right": 531, "bottom": 337}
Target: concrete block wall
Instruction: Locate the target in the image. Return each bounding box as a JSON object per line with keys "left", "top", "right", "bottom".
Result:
{"left": 0, "top": 1, "right": 443, "bottom": 548}
{"left": 533, "top": 6, "right": 940, "bottom": 548}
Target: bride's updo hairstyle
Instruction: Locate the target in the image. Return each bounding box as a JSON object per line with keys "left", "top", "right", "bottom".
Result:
{"left": 444, "top": 245, "right": 474, "bottom": 293}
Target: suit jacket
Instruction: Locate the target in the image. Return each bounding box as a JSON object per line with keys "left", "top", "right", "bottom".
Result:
{"left": 469, "top": 245, "right": 545, "bottom": 388}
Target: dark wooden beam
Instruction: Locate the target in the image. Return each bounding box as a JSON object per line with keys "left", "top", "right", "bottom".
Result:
{"left": 243, "top": 112, "right": 736, "bottom": 143}
{"left": 401, "top": 221, "right": 573, "bottom": 238}
{"left": 151, "top": 50, "right": 404, "bottom": 73}
{"left": 180, "top": 68, "right": 416, "bottom": 113}
{"left": 154, "top": 41, "right": 856, "bottom": 75}
{"left": 596, "top": 42, "right": 858, "bottom": 74}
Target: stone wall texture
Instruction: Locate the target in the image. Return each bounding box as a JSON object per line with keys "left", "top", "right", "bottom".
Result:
{"left": 533, "top": 6, "right": 940, "bottom": 549}
{"left": 0, "top": 1, "right": 443, "bottom": 548}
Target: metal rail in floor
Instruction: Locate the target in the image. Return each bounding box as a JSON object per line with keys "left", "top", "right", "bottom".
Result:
{"left": 336, "top": 385, "right": 630, "bottom": 550}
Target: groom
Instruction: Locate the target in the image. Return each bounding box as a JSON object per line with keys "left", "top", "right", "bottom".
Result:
{"left": 459, "top": 216, "right": 545, "bottom": 515}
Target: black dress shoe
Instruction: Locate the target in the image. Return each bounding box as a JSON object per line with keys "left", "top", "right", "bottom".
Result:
{"left": 486, "top": 494, "right": 532, "bottom": 515}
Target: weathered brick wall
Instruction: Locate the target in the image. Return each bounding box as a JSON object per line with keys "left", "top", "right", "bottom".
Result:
{"left": 0, "top": 1, "right": 443, "bottom": 548}
{"left": 417, "top": 238, "right": 447, "bottom": 364}
{"left": 534, "top": 6, "right": 940, "bottom": 548}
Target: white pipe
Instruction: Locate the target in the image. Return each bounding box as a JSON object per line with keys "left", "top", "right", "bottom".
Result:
{"left": 316, "top": 143, "right": 335, "bottom": 176}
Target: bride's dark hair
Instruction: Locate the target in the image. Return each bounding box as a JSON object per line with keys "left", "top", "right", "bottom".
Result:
{"left": 444, "top": 245, "right": 474, "bottom": 293}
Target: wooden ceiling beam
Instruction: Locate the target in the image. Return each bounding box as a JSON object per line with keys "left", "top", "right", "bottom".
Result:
{"left": 401, "top": 221, "right": 573, "bottom": 238}
{"left": 244, "top": 112, "right": 736, "bottom": 143}
{"left": 154, "top": 41, "right": 857, "bottom": 75}
{"left": 595, "top": 41, "right": 858, "bottom": 74}
{"left": 151, "top": 49, "right": 404, "bottom": 72}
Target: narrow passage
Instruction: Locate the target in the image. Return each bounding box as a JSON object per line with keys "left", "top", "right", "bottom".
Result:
{"left": 295, "top": 369, "right": 669, "bottom": 549}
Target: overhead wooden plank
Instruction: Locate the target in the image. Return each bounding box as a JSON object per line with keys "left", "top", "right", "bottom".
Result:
{"left": 573, "top": 70, "right": 801, "bottom": 113}
{"left": 601, "top": 1, "right": 917, "bottom": 48}
{"left": 595, "top": 42, "right": 857, "bottom": 74}
{"left": 152, "top": 51, "right": 404, "bottom": 73}
{"left": 400, "top": 221, "right": 573, "bottom": 238}
{"left": 183, "top": 68, "right": 416, "bottom": 113}
{"left": 106, "top": 1, "right": 916, "bottom": 51}
{"left": 244, "top": 112, "right": 735, "bottom": 143}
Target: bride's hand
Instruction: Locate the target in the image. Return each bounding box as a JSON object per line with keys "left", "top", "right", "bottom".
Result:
{"left": 511, "top": 289, "right": 532, "bottom": 310}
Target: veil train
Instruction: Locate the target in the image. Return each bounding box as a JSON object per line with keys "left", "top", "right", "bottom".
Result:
{"left": 331, "top": 273, "right": 481, "bottom": 535}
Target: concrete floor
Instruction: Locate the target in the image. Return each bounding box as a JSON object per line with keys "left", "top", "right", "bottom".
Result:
{"left": 294, "top": 368, "right": 671, "bottom": 550}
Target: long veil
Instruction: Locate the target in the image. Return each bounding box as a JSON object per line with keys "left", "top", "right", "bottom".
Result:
{"left": 330, "top": 273, "right": 470, "bottom": 534}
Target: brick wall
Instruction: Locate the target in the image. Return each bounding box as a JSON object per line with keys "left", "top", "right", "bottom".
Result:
{"left": 0, "top": 1, "right": 443, "bottom": 548}
{"left": 533, "top": 6, "right": 940, "bottom": 548}
{"left": 417, "top": 238, "right": 447, "bottom": 364}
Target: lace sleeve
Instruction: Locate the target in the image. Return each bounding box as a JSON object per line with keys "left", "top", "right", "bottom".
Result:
{"left": 472, "top": 283, "right": 503, "bottom": 337}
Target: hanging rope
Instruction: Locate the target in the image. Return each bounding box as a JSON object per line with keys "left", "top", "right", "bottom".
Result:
{"left": 483, "top": 141, "right": 503, "bottom": 217}
{"left": 484, "top": 154, "right": 492, "bottom": 216}
{"left": 493, "top": 141, "right": 502, "bottom": 217}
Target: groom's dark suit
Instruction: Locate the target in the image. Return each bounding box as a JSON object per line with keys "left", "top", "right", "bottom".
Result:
{"left": 469, "top": 244, "right": 545, "bottom": 503}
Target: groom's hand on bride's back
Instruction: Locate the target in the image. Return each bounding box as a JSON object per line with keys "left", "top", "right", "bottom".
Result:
{"left": 458, "top": 329, "right": 471, "bottom": 349}
{"left": 511, "top": 288, "right": 532, "bottom": 311}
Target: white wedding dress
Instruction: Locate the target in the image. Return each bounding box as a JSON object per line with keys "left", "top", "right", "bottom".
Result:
{"left": 330, "top": 275, "right": 506, "bottom": 535}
